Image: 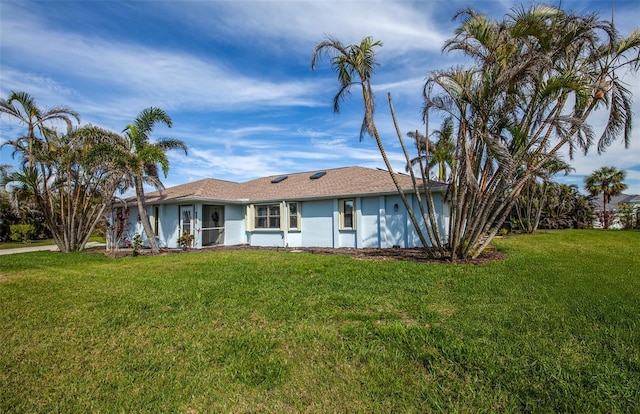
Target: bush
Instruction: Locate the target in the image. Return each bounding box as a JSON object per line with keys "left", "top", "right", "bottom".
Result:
{"left": 10, "top": 224, "right": 36, "bottom": 244}
{"left": 177, "top": 231, "right": 194, "bottom": 251}
{"left": 617, "top": 203, "right": 639, "bottom": 229}
{"left": 131, "top": 234, "right": 143, "bottom": 256}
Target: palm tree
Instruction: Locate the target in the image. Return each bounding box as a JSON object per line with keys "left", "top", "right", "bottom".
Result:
{"left": 118, "top": 107, "right": 187, "bottom": 254}
{"left": 423, "top": 4, "right": 640, "bottom": 259}
{"left": 428, "top": 117, "right": 455, "bottom": 182}
{"left": 513, "top": 155, "right": 574, "bottom": 233}
{"left": 405, "top": 118, "right": 455, "bottom": 182}
{"left": 2, "top": 125, "right": 126, "bottom": 251}
{"left": 311, "top": 36, "right": 381, "bottom": 141}
{"left": 404, "top": 130, "right": 435, "bottom": 175}
{"left": 312, "top": 37, "right": 438, "bottom": 256}
{"left": 584, "top": 166, "right": 627, "bottom": 229}
{"left": 1, "top": 165, "right": 41, "bottom": 226}
{"left": 0, "top": 91, "right": 80, "bottom": 167}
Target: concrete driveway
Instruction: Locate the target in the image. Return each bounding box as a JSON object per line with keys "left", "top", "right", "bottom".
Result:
{"left": 0, "top": 242, "right": 105, "bottom": 255}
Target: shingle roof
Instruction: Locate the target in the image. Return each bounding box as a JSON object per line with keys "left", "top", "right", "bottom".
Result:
{"left": 138, "top": 166, "right": 446, "bottom": 204}
{"left": 140, "top": 178, "right": 243, "bottom": 203}
{"left": 591, "top": 193, "right": 640, "bottom": 210}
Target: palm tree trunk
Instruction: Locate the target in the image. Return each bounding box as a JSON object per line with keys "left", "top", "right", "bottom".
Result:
{"left": 372, "top": 124, "right": 432, "bottom": 254}
{"left": 388, "top": 93, "right": 444, "bottom": 257}
{"left": 135, "top": 178, "right": 160, "bottom": 254}
{"left": 602, "top": 194, "right": 608, "bottom": 229}
{"left": 532, "top": 182, "right": 548, "bottom": 232}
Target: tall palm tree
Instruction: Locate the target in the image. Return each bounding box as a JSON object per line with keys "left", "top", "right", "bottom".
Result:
{"left": 584, "top": 166, "right": 627, "bottom": 229}
{"left": 312, "top": 37, "right": 437, "bottom": 255}
{"left": 428, "top": 117, "right": 455, "bottom": 182}
{"left": 312, "top": 36, "right": 381, "bottom": 141}
{"left": 424, "top": 4, "right": 640, "bottom": 259}
{"left": 119, "top": 107, "right": 187, "bottom": 254}
{"left": 404, "top": 130, "right": 435, "bottom": 175}
{"left": 0, "top": 91, "right": 80, "bottom": 167}
{"left": 405, "top": 118, "right": 455, "bottom": 182}
{"left": 3, "top": 125, "right": 126, "bottom": 251}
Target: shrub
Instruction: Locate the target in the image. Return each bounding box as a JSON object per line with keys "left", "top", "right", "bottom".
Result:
{"left": 177, "top": 231, "right": 194, "bottom": 251}
{"left": 617, "top": 203, "right": 638, "bottom": 229}
{"left": 9, "top": 224, "right": 36, "bottom": 244}
{"left": 131, "top": 234, "right": 143, "bottom": 256}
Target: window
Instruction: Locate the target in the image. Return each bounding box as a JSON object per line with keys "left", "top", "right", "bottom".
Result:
{"left": 288, "top": 202, "right": 299, "bottom": 230}
{"left": 180, "top": 206, "right": 193, "bottom": 235}
{"left": 310, "top": 171, "right": 326, "bottom": 179}
{"left": 339, "top": 199, "right": 356, "bottom": 230}
{"left": 255, "top": 204, "right": 280, "bottom": 229}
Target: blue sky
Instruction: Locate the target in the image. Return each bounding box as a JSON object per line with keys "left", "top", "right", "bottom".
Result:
{"left": 1, "top": 0, "right": 639, "bottom": 195}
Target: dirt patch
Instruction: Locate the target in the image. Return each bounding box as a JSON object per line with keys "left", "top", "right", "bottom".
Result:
{"left": 96, "top": 244, "right": 506, "bottom": 264}
{"left": 294, "top": 246, "right": 506, "bottom": 264}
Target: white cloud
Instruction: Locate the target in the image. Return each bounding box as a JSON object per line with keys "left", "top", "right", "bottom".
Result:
{"left": 2, "top": 0, "right": 639, "bottom": 196}
{"left": 0, "top": 6, "right": 323, "bottom": 120}
{"left": 163, "top": 1, "right": 449, "bottom": 56}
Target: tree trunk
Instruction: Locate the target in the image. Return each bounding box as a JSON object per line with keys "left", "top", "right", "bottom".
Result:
{"left": 602, "top": 194, "right": 608, "bottom": 229}
{"left": 135, "top": 178, "right": 160, "bottom": 254}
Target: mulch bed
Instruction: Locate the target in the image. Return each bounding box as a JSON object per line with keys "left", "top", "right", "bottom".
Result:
{"left": 99, "top": 244, "right": 506, "bottom": 264}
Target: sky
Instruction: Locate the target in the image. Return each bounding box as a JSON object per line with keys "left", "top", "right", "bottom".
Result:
{"left": 1, "top": 0, "right": 639, "bottom": 196}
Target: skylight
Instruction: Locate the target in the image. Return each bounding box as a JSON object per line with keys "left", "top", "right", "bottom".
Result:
{"left": 309, "top": 171, "right": 326, "bottom": 180}
{"left": 271, "top": 175, "right": 288, "bottom": 184}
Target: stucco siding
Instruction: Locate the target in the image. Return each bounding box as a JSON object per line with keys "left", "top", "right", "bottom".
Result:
{"left": 285, "top": 230, "right": 302, "bottom": 248}
{"left": 383, "top": 195, "right": 406, "bottom": 247}
{"left": 300, "top": 199, "right": 334, "bottom": 247}
{"left": 161, "top": 204, "right": 180, "bottom": 248}
{"left": 359, "top": 197, "right": 380, "bottom": 248}
{"left": 247, "top": 231, "right": 284, "bottom": 247}
{"left": 405, "top": 193, "right": 448, "bottom": 247}
{"left": 120, "top": 206, "right": 143, "bottom": 244}
{"left": 224, "top": 205, "right": 246, "bottom": 246}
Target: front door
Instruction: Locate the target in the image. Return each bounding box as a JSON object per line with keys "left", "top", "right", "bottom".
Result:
{"left": 180, "top": 205, "right": 194, "bottom": 237}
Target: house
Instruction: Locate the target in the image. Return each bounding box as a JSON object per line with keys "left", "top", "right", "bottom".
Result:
{"left": 113, "top": 166, "right": 450, "bottom": 249}
{"left": 591, "top": 193, "right": 640, "bottom": 229}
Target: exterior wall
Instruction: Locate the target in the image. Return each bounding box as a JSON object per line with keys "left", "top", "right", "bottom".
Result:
{"left": 384, "top": 195, "right": 407, "bottom": 248}
{"left": 300, "top": 199, "right": 334, "bottom": 247}
{"left": 284, "top": 228, "right": 302, "bottom": 247}
{"left": 359, "top": 197, "right": 381, "bottom": 248}
{"left": 162, "top": 204, "right": 180, "bottom": 248}
{"left": 406, "top": 192, "right": 449, "bottom": 247}
{"left": 123, "top": 204, "right": 181, "bottom": 249}
{"left": 120, "top": 206, "right": 144, "bottom": 244}
{"left": 247, "top": 230, "right": 285, "bottom": 247}
{"left": 135, "top": 191, "right": 450, "bottom": 250}
{"left": 224, "top": 205, "right": 247, "bottom": 246}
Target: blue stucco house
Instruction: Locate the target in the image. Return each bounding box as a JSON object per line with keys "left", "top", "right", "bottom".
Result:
{"left": 114, "top": 166, "right": 449, "bottom": 249}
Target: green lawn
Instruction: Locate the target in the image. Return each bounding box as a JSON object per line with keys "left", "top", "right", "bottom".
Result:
{"left": 1, "top": 230, "right": 638, "bottom": 412}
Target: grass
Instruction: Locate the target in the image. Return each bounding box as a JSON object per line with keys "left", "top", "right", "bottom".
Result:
{"left": 1, "top": 229, "right": 638, "bottom": 412}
